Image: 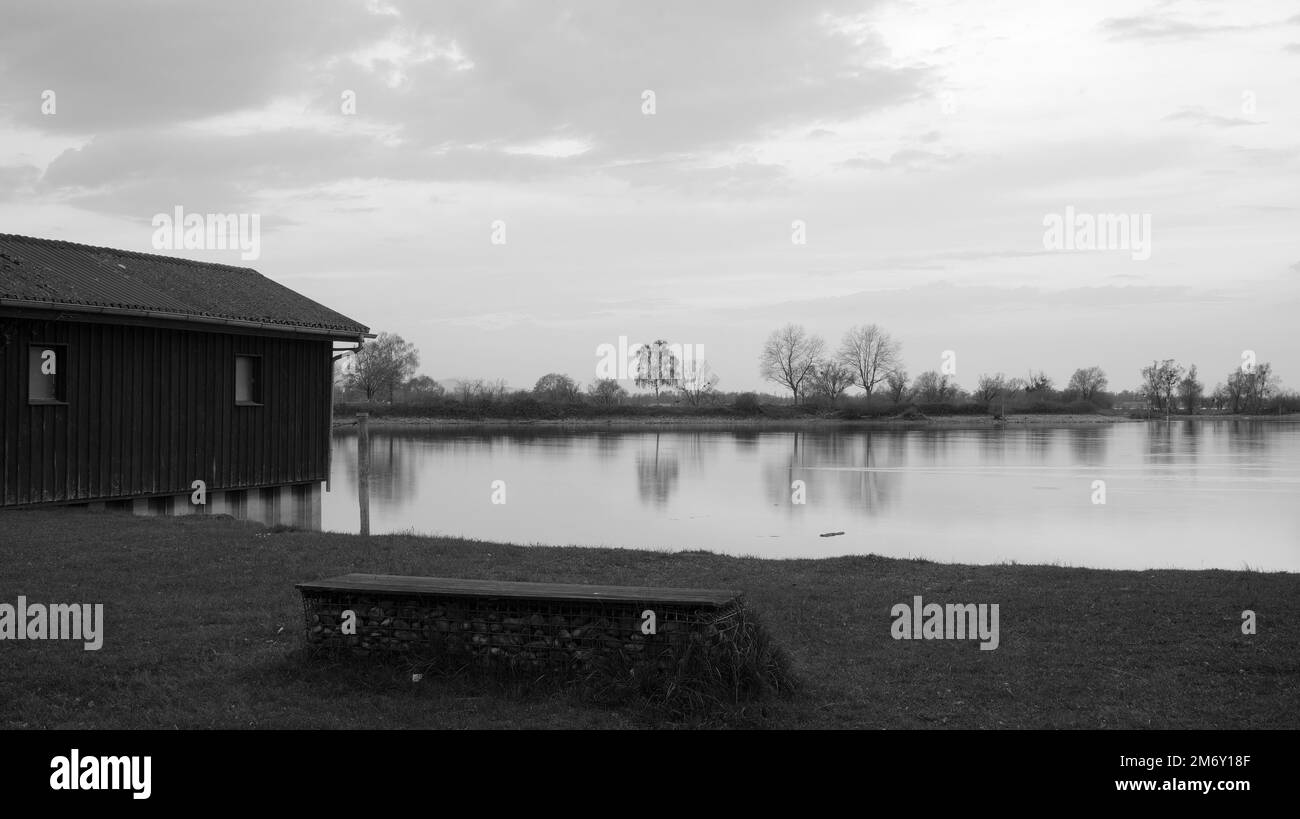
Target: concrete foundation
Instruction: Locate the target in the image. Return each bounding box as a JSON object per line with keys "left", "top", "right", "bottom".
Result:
{"left": 88, "top": 483, "right": 323, "bottom": 531}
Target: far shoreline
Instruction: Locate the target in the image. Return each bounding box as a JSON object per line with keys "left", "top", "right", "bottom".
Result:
{"left": 332, "top": 412, "right": 1138, "bottom": 431}
{"left": 330, "top": 412, "right": 1300, "bottom": 431}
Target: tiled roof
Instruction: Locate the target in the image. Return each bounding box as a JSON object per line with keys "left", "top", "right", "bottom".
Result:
{"left": 0, "top": 233, "right": 369, "bottom": 338}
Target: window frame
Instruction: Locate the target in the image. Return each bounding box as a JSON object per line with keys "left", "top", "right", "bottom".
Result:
{"left": 28, "top": 342, "right": 69, "bottom": 406}
{"left": 234, "top": 353, "right": 264, "bottom": 407}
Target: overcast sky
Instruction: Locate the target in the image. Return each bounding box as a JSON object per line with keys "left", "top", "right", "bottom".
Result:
{"left": 2, "top": 0, "right": 1297, "bottom": 393}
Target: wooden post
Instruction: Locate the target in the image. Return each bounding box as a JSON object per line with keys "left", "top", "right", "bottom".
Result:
{"left": 326, "top": 355, "right": 337, "bottom": 493}
{"left": 357, "top": 412, "right": 370, "bottom": 536}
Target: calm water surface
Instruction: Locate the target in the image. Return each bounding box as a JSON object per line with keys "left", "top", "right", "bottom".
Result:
{"left": 322, "top": 421, "right": 1300, "bottom": 571}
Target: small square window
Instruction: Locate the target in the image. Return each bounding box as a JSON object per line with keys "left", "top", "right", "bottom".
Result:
{"left": 235, "top": 355, "right": 263, "bottom": 405}
{"left": 29, "top": 344, "right": 68, "bottom": 404}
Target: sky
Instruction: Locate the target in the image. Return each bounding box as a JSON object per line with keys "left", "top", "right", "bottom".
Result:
{"left": 1, "top": 0, "right": 1297, "bottom": 394}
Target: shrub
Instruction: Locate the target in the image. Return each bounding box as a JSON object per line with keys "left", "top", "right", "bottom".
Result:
{"left": 913, "top": 402, "right": 986, "bottom": 416}
{"left": 732, "top": 392, "right": 762, "bottom": 414}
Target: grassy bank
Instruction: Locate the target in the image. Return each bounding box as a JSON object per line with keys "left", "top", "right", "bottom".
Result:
{"left": 1, "top": 510, "right": 1295, "bottom": 729}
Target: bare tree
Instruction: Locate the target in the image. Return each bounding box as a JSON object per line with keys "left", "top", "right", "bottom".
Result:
{"left": 1178, "top": 365, "right": 1202, "bottom": 414}
{"left": 809, "top": 360, "right": 855, "bottom": 399}
{"left": 1245, "top": 362, "right": 1277, "bottom": 413}
{"left": 1209, "top": 382, "right": 1229, "bottom": 412}
{"left": 885, "top": 368, "right": 910, "bottom": 405}
{"left": 588, "top": 378, "right": 627, "bottom": 406}
{"left": 1223, "top": 371, "right": 1245, "bottom": 413}
{"left": 759, "top": 324, "right": 825, "bottom": 404}
{"left": 974, "top": 373, "right": 1008, "bottom": 403}
{"left": 973, "top": 372, "right": 1024, "bottom": 416}
{"left": 1140, "top": 363, "right": 1162, "bottom": 413}
{"left": 678, "top": 360, "right": 721, "bottom": 406}
{"left": 1140, "top": 359, "right": 1184, "bottom": 418}
{"left": 1220, "top": 365, "right": 1274, "bottom": 414}
{"left": 346, "top": 332, "right": 420, "bottom": 402}
{"left": 1066, "top": 366, "right": 1108, "bottom": 401}
{"left": 483, "top": 378, "right": 510, "bottom": 402}
{"left": 1024, "top": 370, "right": 1054, "bottom": 395}
{"left": 837, "top": 325, "right": 901, "bottom": 396}
{"left": 455, "top": 378, "right": 486, "bottom": 403}
{"left": 1002, "top": 377, "right": 1027, "bottom": 414}
{"left": 913, "top": 370, "right": 957, "bottom": 403}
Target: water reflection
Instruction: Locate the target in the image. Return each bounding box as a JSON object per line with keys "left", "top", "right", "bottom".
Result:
{"left": 1143, "top": 421, "right": 1175, "bottom": 461}
{"left": 1024, "top": 429, "right": 1053, "bottom": 462}
{"left": 334, "top": 430, "right": 420, "bottom": 505}
{"left": 839, "top": 432, "right": 895, "bottom": 514}
{"left": 593, "top": 433, "right": 622, "bottom": 461}
{"left": 322, "top": 422, "right": 1300, "bottom": 570}
{"left": 635, "top": 434, "right": 680, "bottom": 506}
{"left": 1067, "top": 427, "right": 1108, "bottom": 465}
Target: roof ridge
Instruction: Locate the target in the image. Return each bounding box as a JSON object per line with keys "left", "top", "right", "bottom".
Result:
{"left": 0, "top": 232, "right": 260, "bottom": 274}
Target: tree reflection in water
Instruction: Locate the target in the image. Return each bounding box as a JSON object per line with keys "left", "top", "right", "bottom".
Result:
{"left": 635, "top": 433, "right": 680, "bottom": 506}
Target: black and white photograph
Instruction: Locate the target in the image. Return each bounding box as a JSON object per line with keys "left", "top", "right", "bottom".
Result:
{"left": 0, "top": 0, "right": 1296, "bottom": 798}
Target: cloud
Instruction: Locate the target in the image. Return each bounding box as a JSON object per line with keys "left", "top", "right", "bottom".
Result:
{"left": 2, "top": 1, "right": 1298, "bottom": 390}
{"left": 1101, "top": 15, "right": 1270, "bottom": 42}
{"left": 0, "top": 164, "right": 41, "bottom": 199}
{"left": 1163, "top": 107, "right": 1261, "bottom": 128}
{"left": 1227, "top": 145, "right": 1300, "bottom": 168}
{"left": 36, "top": 128, "right": 589, "bottom": 218}
{"left": 0, "top": 0, "right": 388, "bottom": 133}
{"left": 1, "top": 0, "right": 928, "bottom": 159}
{"left": 3, "top": 0, "right": 933, "bottom": 219}
{"left": 838, "top": 148, "right": 957, "bottom": 172}
{"left": 838, "top": 156, "right": 886, "bottom": 171}
{"left": 603, "top": 158, "right": 790, "bottom": 197}
{"left": 917, "top": 249, "right": 1060, "bottom": 263}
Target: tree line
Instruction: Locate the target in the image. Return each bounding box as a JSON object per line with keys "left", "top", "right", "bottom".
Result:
{"left": 336, "top": 334, "right": 722, "bottom": 409}
{"left": 336, "top": 328, "right": 1296, "bottom": 417}
{"left": 756, "top": 323, "right": 1295, "bottom": 416}
{"left": 756, "top": 323, "right": 1121, "bottom": 413}
{"left": 1138, "top": 359, "right": 1281, "bottom": 417}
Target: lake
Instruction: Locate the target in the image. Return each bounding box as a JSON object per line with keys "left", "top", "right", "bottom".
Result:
{"left": 321, "top": 421, "right": 1300, "bottom": 571}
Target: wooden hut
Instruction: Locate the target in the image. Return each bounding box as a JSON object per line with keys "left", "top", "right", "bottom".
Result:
{"left": 0, "top": 233, "right": 370, "bottom": 528}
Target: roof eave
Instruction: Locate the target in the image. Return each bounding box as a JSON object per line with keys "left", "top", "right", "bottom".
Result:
{"left": 0, "top": 298, "right": 373, "bottom": 342}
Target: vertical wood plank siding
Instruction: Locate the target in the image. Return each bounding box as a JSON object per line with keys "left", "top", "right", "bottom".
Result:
{"left": 0, "top": 317, "right": 332, "bottom": 506}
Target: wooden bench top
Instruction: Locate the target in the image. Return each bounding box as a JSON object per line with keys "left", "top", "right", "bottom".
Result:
{"left": 296, "top": 573, "right": 742, "bottom": 608}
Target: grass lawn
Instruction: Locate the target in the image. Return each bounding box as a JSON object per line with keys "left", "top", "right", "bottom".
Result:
{"left": 1, "top": 508, "right": 1296, "bottom": 729}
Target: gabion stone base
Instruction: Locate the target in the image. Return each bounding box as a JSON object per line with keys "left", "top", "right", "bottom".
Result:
{"left": 296, "top": 574, "right": 745, "bottom": 679}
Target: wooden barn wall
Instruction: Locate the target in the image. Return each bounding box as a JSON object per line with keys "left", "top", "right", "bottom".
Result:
{"left": 0, "top": 316, "right": 332, "bottom": 507}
